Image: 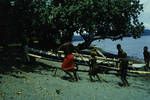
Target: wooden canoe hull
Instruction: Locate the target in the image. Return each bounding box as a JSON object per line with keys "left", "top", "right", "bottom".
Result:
{"left": 25, "top": 47, "right": 150, "bottom": 74}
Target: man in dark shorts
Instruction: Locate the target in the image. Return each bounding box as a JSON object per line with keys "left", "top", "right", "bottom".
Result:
{"left": 88, "top": 50, "right": 100, "bottom": 82}
{"left": 143, "top": 46, "right": 150, "bottom": 71}
{"left": 117, "top": 44, "right": 129, "bottom": 87}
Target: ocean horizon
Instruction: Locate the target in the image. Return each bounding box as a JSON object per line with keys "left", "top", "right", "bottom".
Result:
{"left": 73, "top": 35, "right": 150, "bottom": 59}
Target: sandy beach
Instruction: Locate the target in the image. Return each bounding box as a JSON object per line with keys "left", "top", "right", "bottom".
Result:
{"left": 0, "top": 0, "right": 150, "bottom": 99}
{"left": 0, "top": 59, "right": 150, "bottom": 100}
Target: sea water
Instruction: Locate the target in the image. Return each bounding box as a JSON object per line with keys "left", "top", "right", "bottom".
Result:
{"left": 73, "top": 36, "right": 150, "bottom": 59}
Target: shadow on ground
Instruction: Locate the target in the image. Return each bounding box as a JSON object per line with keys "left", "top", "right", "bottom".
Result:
{"left": 0, "top": 47, "right": 54, "bottom": 79}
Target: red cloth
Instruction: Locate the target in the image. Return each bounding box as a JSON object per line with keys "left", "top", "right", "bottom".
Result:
{"left": 62, "top": 53, "right": 75, "bottom": 71}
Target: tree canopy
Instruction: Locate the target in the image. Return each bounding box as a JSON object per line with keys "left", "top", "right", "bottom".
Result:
{"left": 0, "top": 0, "right": 144, "bottom": 49}
{"left": 34, "top": 0, "right": 144, "bottom": 48}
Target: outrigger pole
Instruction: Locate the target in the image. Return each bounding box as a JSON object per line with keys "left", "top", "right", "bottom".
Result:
{"left": 25, "top": 47, "right": 150, "bottom": 75}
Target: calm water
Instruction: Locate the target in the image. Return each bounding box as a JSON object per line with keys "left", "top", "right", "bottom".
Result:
{"left": 73, "top": 36, "right": 150, "bottom": 59}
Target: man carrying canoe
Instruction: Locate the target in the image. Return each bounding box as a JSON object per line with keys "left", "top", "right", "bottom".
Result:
{"left": 117, "top": 44, "right": 129, "bottom": 87}
{"left": 143, "top": 46, "right": 150, "bottom": 71}
{"left": 60, "top": 42, "right": 78, "bottom": 81}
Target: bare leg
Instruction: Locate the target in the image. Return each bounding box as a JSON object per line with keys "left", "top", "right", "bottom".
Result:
{"left": 121, "top": 70, "right": 129, "bottom": 87}
{"left": 96, "top": 74, "right": 101, "bottom": 81}
{"left": 89, "top": 75, "right": 94, "bottom": 82}
{"left": 64, "top": 71, "right": 73, "bottom": 79}
{"left": 144, "top": 61, "right": 149, "bottom": 71}
{"left": 73, "top": 71, "right": 78, "bottom": 81}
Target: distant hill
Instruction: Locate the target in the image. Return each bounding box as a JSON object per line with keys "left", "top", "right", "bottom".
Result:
{"left": 142, "top": 29, "right": 150, "bottom": 36}
{"left": 72, "top": 35, "right": 83, "bottom": 41}
{"left": 72, "top": 29, "right": 150, "bottom": 41}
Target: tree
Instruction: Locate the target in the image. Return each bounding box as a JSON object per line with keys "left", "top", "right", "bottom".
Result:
{"left": 0, "top": 0, "right": 144, "bottom": 50}
{"left": 0, "top": 0, "right": 35, "bottom": 45}
{"left": 41, "top": 0, "right": 144, "bottom": 49}
{"left": 0, "top": 0, "right": 13, "bottom": 45}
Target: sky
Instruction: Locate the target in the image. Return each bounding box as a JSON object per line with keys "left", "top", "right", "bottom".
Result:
{"left": 140, "top": 0, "right": 150, "bottom": 29}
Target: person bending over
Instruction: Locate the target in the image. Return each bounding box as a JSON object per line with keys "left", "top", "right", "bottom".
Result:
{"left": 89, "top": 50, "right": 100, "bottom": 82}
{"left": 61, "top": 44, "right": 78, "bottom": 81}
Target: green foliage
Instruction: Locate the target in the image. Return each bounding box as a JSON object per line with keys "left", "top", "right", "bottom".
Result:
{"left": 0, "top": 0, "right": 144, "bottom": 49}
{"left": 35, "top": 0, "right": 144, "bottom": 41}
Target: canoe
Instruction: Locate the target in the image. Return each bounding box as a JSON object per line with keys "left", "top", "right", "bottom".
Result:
{"left": 25, "top": 46, "right": 150, "bottom": 74}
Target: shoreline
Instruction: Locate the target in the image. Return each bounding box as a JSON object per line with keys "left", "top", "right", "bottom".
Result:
{"left": 73, "top": 35, "right": 150, "bottom": 60}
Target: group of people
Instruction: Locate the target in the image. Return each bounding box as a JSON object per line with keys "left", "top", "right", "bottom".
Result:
{"left": 117, "top": 44, "right": 150, "bottom": 86}
{"left": 60, "top": 42, "right": 150, "bottom": 87}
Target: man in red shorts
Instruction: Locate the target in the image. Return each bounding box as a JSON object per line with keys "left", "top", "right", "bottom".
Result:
{"left": 61, "top": 43, "right": 78, "bottom": 81}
